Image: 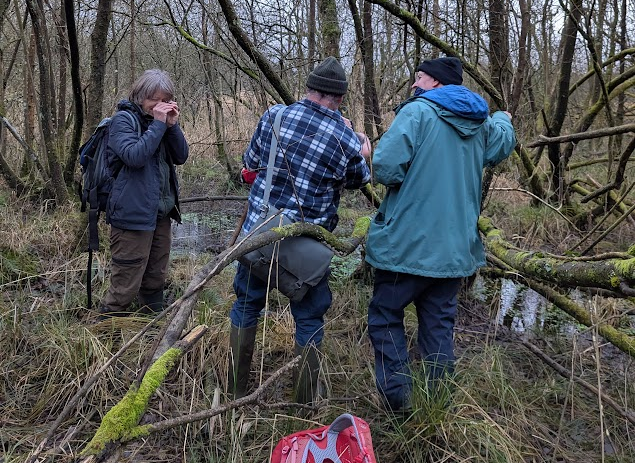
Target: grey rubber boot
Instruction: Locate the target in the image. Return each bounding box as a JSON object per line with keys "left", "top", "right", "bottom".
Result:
{"left": 227, "top": 324, "right": 258, "bottom": 399}
{"left": 293, "top": 342, "right": 321, "bottom": 406}
{"left": 138, "top": 288, "right": 164, "bottom": 314}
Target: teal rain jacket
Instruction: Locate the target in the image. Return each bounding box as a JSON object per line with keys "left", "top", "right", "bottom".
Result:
{"left": 365, "top": 85, "right": 516, "bottom": 278}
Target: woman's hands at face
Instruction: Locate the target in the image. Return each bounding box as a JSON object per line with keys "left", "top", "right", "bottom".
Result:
{"left": 153, "top": 101, "right": 180, "bottom": 126}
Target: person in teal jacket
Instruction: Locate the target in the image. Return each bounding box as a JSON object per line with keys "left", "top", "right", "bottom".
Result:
{"left": 365, "top": 56, "right": 516, "bottom": 411}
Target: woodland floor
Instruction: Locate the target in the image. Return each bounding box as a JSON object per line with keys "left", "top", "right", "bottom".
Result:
{"left": 1, "top": 164, "right": 635, "bottom": 463}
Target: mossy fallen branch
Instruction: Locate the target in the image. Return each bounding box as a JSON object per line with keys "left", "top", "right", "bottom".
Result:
{"left": 82, "top": 356, "right": 299, "bottom": 461}
{"left": 81, "top": 326, "right": 208, "bottom": 457}
{"left": 479, "top": 216, "right": 635, "bottom": 295}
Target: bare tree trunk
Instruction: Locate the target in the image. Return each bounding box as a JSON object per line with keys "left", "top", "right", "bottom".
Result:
{"left": 85, "top": 0, "right": 113, "bottom": 135}
{"left": 488, "top": 0, "right": 512, "bottom": 107}
{"left": 546, "top": 0, "right": 583, "bottom": 201}
{"left": 307, "top": 0, "right": 316, "bottom": 68}
{"left": 25, "top": 0, "right": 68, "bottom": 203}
{"left": 62, "top": 0, "right": 83, "bottom": 184}
{"left": 200, "top": 8, "right": 237, "bottom": 182}
{"left": 509, "top": 0, "right": 529, "bottom": 116}
{"left": 56, "top": 0, "right": 67, "bottom": 140}
{"left": 590, "top": 0, "right": 609, "bottom": 106}
{"left": 318, "top": 0, "right": 341, "bottom": 58}
{"left": 0, "top": 0, "right": 6, "bottom": 183}
{"left": 347, "top": 0, "right": 382, "bottom": 139}
{"left": 129, "top": 0, "right": 135, "bottom": 88}
{"left": 361, "top": 1, "right": 382, "bottom": 139}
{"left": 0, "top": 0, "right": 8, "bottom": 34}
{"left": 615, "top": 0, "right": 627, "bottom": 153}
{"left": 21, "top": 32, "right": 36, "bottom": 178}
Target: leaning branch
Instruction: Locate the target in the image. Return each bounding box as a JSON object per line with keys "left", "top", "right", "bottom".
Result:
{"left": 216, "top": 0, "right": 295, "bottom": 104}
{"left": 147, "top": 216, "right": 372, "bottom": 364}
{"left": 479, "top": 216, "right": 635, "bottom": 295}
{"left": 365, "top": 0, "right": 504, "bottom": 108}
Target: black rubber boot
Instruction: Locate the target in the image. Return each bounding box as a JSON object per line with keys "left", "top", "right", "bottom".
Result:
{"left": 138, "top": 288, "right": 164, "bottom": 314}
{"left": 228, "top": 324, "right": 258, "bottom": 399}
{"left": 293, "top": 342, "right": 321, "bottom": 406}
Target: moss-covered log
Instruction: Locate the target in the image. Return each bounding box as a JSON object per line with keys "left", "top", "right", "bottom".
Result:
{"left": 81, "top": 326, "right": 208, "bottom": 457}
{"left": 80, "top": 356, "right": 299, "bottom": 462}
{"left": 479, "top": 216, "right": 635, "bottom": 295}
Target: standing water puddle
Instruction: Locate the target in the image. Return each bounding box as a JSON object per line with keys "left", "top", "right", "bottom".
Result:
{"left": 472, "top": 276, "right": 580, "bottom": 335}
{"left": 172, "top": 201, "right": 245, "bottom": 255}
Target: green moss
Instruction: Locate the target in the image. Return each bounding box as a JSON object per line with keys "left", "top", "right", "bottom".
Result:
{"left": 81, "top": 347, "right": 182, "bottom": 455}
{"left": 613, "top": 258, "right": 635, "bottom": 281}
{"left": 271, "top": 224, "right": 295, "bottom": 238}
{"left": 511, "top": 251, "right": 532, "bottom": 266}
{"left": 352, "top": 216, "right": 371, "bottom": 239}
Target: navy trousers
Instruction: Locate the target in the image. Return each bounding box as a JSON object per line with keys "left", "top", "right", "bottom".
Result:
{"left": 368, "top": 268, "right": 462, "bottom": 410}
{"left": 230, "top": 263, "right": 332, "bottom": 347}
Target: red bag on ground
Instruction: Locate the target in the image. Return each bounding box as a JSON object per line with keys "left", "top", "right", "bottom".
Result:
{"left": 271, "top": 413, "right": 378, "bottom": 463}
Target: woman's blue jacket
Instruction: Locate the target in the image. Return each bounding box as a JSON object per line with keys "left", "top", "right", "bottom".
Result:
{"left": 106, "top": 100, "right": 189, "bottom": 231}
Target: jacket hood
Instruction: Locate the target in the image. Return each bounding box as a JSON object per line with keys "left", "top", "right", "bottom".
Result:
{"left": 423, "top": 85, "right": 489, "bottom": 119}
{"left": 421, "top": 85, "right": 489, "bottom": 139}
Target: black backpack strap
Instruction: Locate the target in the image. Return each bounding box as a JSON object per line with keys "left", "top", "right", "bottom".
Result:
{"left": 87, "top": 248, "right": 94, "bottom": 310}
{"left": 87, "top": 190, "right": 99, "bottom": 310}
{"left": 87, "top": 193, "right": 100, "bottom": 251}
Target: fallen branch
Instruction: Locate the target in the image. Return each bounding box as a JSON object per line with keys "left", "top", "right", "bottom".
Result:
{"left": 526, "top": 123, "right": 635, "bottom": 147}
{"left": 479, "top": 216, "right": 635, "bottom": 295}
{"left": 80, "top": 326, "right": 208, "bottom": 457}
{"left": 79, "top": 356, "right": 300, "bottom": 463}
{"left": 519, "top": 338, "right": 635, "bottom": 426}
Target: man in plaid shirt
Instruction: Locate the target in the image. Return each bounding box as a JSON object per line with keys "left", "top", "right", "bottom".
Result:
{"left": 228, "top": 57, "right": 371, "bottom": 407}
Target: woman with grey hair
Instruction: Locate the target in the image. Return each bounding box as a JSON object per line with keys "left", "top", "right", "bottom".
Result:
{"left": 98, "top": 69, "right": 189, "bottom": 318}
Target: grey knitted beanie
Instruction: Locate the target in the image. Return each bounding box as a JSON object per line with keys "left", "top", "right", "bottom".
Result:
{"left": 306, "top": 57, "right": 348, "bottom": 95}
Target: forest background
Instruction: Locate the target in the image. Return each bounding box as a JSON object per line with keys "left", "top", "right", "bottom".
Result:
{"left": 1, "top": 0, "right": 635, "bottom": 461}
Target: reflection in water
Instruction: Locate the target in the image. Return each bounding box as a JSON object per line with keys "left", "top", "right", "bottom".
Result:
{"left": 172, "top": 219, "right": 215, "bottom": 255}
{"left": 172, "top": 211, "right": 238, "bottom": 255}
{"left": 491, "top": 278, "right": 580, "bottom": 335}
{"left": 498, "top": 278, "right": 547, "bottom": 334}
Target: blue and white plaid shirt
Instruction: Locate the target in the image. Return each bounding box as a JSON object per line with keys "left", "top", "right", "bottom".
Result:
{"left": 243, "top": 100, "right": 371, "bottom": 233}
